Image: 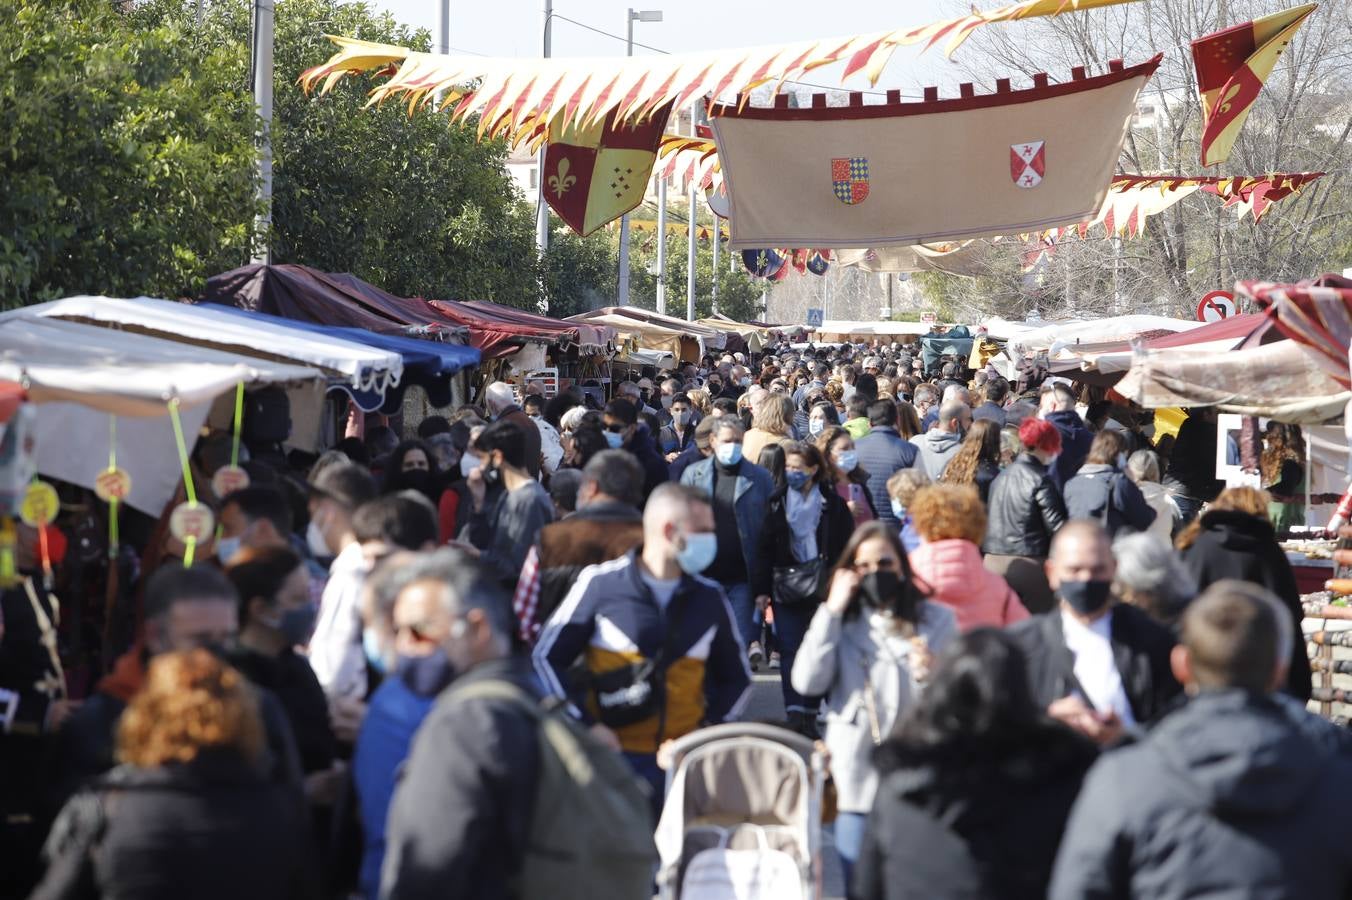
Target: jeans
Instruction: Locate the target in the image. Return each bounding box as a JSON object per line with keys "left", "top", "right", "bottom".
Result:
{"left": 833, "top": 811, "right": 869, "bottom": 888}
{"left": 623, "top": 751, "right": 666, "bottom": 825}
{"left": 723, "top": 582, "right": 755, "bottom": 649}
{"left": 1173, "top": 494, "right": 1204, "bottom": 530}
{"left": 773, "top": 600, "right": 819, "bottom": 716}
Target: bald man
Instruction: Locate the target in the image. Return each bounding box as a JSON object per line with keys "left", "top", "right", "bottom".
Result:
{"left": 533, "top": 483, "right": 750, "bottom": 805}
{"left": 1007, "top": 521, "right": 1180, "bottom": 745}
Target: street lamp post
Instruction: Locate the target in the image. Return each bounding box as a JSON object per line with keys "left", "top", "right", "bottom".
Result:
{"left": 534, "top": 0, "right": 553, "bottom": 264}
{"left": 617, "top": 9, "right": 662, "bottom": 309}
{"left": 251, "top": 0, "right": 274, "bottom": 264}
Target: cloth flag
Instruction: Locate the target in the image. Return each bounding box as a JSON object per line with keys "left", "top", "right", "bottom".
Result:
{"left": 542, "top": 103, "right": 672, "bottom": 236}
{"left": 711, "top": 57, "right": 1160, "bottom": 250}
{"left": 1191, "top": 4, "right": 1317, "bottom": 167}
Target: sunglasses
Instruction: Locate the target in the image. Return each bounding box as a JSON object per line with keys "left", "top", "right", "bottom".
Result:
{"left": 603, "top": 423, "right": 628, "bottom": 434}
{"left": 394, "top": 621, "right": 438, "bottom": 642}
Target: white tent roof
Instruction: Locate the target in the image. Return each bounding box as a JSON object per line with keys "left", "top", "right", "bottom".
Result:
{"left": 815, "top": 320, "right": 938, "bottom": 337}
{"left": 0, "top": 315, "right": 322, "bottom": 416}
{"left": 1010, "top": 315, "right": 1202, "bottom": 354}
{"left": 15, "top": 295, "right": 403, "bottom": 394}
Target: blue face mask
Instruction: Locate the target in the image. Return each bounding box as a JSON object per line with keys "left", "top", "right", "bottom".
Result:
{"left": 891, "top": 500, "right": 907, "bottom": 520}
{"left": 276, "top": 604, "right": 318, "bottom": 647}
{"left": 363, "top": 627, "right": 388, "bottom": 675}
{"left": 836, "top": 450, "right": 859, "bottom": 473}
{"left": 809, "top": 419, "right": 825, "bottom": 436}
{"left": 715, "top": 443, "right": 743, "bottom": 466}
{"left": 786, "top": 470, "right": 810, "bottom": 491}
{"left": 605, "top": 431, "right": 624, "bottom": 449}
{"left": 677, "top": 531, "right": 718, "bottom": 575}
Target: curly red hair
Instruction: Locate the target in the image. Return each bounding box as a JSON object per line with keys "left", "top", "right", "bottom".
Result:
{"left": 1018, "top": 418, "right": 1062, "bottom": 454}
{"left": 909, "top": 484, "right": 986, "bottom": 544}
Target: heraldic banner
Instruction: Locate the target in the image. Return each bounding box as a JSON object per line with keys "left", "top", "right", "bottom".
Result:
{"left": 543, "top": 102, "right": 674, "bottom": 237}
{"left": 711, "top": 56, "right": 1161, "bottom": 250}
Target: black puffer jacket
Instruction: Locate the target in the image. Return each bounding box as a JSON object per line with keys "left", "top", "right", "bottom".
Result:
{"left": 1181, "top": 509, "right": 1312, "bottom": 702}
{"left": 855, "top": 723, "right": 1097, "bottom": 900}
{"left": 1051, "top": 690, "right": 1352, "bottom": 900}
{"left": 33, "top": 750, "right": 316, "bottom": 900}
{"left": 982, "top": 454, "right": 1067, "bottom": 558}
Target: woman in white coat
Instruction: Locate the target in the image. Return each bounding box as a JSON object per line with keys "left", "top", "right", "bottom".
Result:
{"left": 791, "top": 521, "right": 958, "bottom": 887}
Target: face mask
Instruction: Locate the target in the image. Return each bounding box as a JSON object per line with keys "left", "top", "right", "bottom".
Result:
{"left": 306, "top": 517, "right": 330, "bottom": 558}
{"left": 1116, "top": 452, "right": 1127, "bottom": 470}
{"left": 1057, "top": 579, "right": 1113, "bottom": 616}
{"left": 809, "top": 419, "right": 825, "bottom": 436}
{"left": 276, "top": 604, "right": 318, "bottom": 647}
{"left": 482, "top": 461, "right": 501, "bottom": 484}
{"left": 836, "top": 450, "right": 858, "bottom": 472}
{"left": 676, "top": 531, "right": 718, "bottom": 575}
{"left": 605, "top": 431, "right": 625, "bottom": 449}
{"left": 740, "top": 376, "right": 752, "bottom": 388}
{"left": 890, "top": 500, "right": 907, "bottom": 520}
{"left": 460, "top": 453, "right": 481, "bottom": 479}
{"left": 786, "top": 471, "right": 810, "bottom": 491}
{"left": 396, "top": 648, "right": 457, "bottom": 698}
{"left": 859, "top": 569, "right": 917, "bottom": 620}
{"left": 715, "top": 443, "right": 743, "bottom": 466}
{"left": 216, "top": 535, "right": 243, "bottom": 565}
{"left": 363, "top": 627, "right": 388, "bottom": 675}
{"left": 673, "top": 410, "right": 689, "bottom": 427}
{"left": 661, "top": 395, "right": 674, "bottom": 410}
{"left": 398, "top": 470, "right": 436, "bottom": 495}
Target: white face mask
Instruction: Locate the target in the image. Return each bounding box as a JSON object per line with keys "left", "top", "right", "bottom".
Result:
{"left": 673, "top": 410, "right": 690, "bottom": 427}
{"left": 306, "top": 517, "right": 331, "bottom": 558}
{"left": 460, "top": 453, "right": 482, "bottom": 479}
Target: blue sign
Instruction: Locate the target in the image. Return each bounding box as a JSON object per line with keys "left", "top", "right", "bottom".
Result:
{"left": 806, "top": 308, "right": 824, "bottom": 327}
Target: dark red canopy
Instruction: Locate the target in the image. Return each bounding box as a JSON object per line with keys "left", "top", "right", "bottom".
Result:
{"left": 427, "top": 299, "right": 616, "bottom": 359}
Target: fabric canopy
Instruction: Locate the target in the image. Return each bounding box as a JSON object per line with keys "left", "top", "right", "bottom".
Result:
{"left": 1115, "top": 338, "right": 1348, "bottom": 424}
{"left": 202, "top": 263, "right": 470, "bottom": 340}
{"left": 566, "top": 312, "right": 693, "bottom": 362}
{"left": 428, "top": 299, "right": 616, "bottom": 360}
{"left": 585, "top": 307, "right": 726, "bottom": 353}
{"left": 1011, "top": 314, "right": 1203, "bottom": 355}
{"left": 1239, "top": 274, "right": 1352, "bottom": 389}
{"left": 17, "top": 295, "right": 403, "bottom": 397}
{"left": 816, "top": 321, "right": 937, "bottom": 338}
{"left": 1051, "top": 312, "right": 1267, "bottom": 378}
{"left": 199, "top": 305, "right": 480, "bottom": 413}
{"left": 836, "top": 243, "right": 991, "bottom": 276}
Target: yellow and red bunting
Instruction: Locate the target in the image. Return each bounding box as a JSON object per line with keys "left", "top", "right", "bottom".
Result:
{"left": 299, "top": 0, "right": 1140, "bottom": 149}
{"left": 1191, "top": 4, "right": 1317, "bottom": 167}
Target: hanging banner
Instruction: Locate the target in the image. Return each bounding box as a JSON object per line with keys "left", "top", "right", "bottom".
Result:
{"left": 1192, "top": 4, "right": 1318, "bottom": 167}
{"left": 712, "top": 57, "right": 1160, "bottom": 250}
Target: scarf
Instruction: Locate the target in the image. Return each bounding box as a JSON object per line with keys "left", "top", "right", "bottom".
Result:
{"left": 785, "top": 486, "right": 822, "bottom": 563}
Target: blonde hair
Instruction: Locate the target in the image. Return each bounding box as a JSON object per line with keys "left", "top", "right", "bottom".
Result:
{"left": 1175, "top": 486, "right": 1272, "bottom": 551}
{"left": 887, "top": 468, "right": 932, "bottom": 508}
{"left": 118, "top": 649, "right": 264, "bottom": 769}
{"left": 685, "top": 388, "right": 712, "bottom": 415}
{"left": 753, "top": 394, "right": 794, "bottom": 436}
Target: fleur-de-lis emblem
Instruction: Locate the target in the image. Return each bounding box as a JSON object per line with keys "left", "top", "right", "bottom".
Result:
{"left": 548, "top": 157, "right": 577, "bottom": 198}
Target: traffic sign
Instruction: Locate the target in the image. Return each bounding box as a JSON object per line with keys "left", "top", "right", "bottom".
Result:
{"left": 806, "top": 308, "right": 824, "bottom": 327}
{"left": 1196, "top": 290, "right": 1236, "bottom": 323}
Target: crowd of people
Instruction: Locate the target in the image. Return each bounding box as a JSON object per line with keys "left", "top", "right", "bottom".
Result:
{"left": 1, "top": 337, "right": 1346, "bottom": 900}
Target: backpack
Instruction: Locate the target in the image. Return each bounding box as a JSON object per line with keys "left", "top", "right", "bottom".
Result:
{"left": 449, "top": 680, "right": 657, "bottom": 900}
{"left": 680, "top": 826, "right": 805, "bottom": 900}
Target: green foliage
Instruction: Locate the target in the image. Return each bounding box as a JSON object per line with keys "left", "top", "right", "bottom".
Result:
{"left": 0, "top": 0, "right": 258, "bottom": 305}
{"left": 544, "top": 224, "right": 617, "bottom": 319}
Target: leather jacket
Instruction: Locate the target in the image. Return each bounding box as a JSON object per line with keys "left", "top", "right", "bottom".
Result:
{"left": 982, "top": 453, "right": 1068, "bottom": 558}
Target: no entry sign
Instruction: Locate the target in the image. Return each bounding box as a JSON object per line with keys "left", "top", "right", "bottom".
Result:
{"left": 1196, "top": 290, "right": 1236, "bottom": 322}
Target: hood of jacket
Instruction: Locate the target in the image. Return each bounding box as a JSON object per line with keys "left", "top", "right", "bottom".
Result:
{"left": 1046, "top": 409, "right": 1090, "bottom": 441}
{"left": 1074, "top": 463, "right": 1116, "bottom": 477}
{"left": 918, "top": 429, "right": 962, "bottom": 454}
{"left": 1151, "top": 689, "right": 1322, "bottom": 816}
{"left": 1198, "top": 508, "right": 1276, "bottom": 553}
{"left": 909, "top": 539, "right": 983, "bottom": 596}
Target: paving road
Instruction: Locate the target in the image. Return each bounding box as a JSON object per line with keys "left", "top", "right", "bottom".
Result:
{"left": 741, "top": 668, "right": 848, "bottom": 900}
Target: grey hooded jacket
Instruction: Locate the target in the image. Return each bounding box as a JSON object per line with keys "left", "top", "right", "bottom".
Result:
{"left": 910, "top": 428, "right": 963, "bottom": 480}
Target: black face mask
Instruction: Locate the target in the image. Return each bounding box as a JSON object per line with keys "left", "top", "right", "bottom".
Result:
{"left": 859, "top": 570, "right": 918, "bottom": 621}
{"left": 396, "top": 469, "right": 437, "bottom": 496}
{"left": 1057, "top": 580, "right": 1113, "bottom": 616}
{"left": 396, "top": 649, "right": 458, "bottom": 698}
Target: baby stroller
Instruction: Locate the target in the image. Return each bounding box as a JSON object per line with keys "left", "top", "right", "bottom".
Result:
{"left": 655, "top": 723, "right": 826, "bottom": 900}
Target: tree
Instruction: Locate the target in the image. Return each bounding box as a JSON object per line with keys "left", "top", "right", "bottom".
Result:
{"left": 0, "top": 0, "right": 258, "bottom": 305}
{"left": 931, "top": 0, "right": 1352, "bottom": 319}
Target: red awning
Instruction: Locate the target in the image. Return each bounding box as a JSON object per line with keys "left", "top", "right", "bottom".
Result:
{"left": 1140, "top": 312, "right": 1267, "bottom": 350}
{"left": 427, "top": 299, "right": 616, "bottom": 359}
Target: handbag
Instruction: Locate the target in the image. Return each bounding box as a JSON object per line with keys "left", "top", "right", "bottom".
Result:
{"left": 591, "top": 593, "right": 686, "bottom": 729}
{"left": 772, "top": 557, "right": 824, "bottom": 606}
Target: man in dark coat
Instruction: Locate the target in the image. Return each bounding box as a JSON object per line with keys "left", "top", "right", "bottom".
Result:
{"left": 483, "top": 382, "right": 543, "bottom": 479}
{"left": 1039, "top": 382, "right": 1092, "bottom": 487}
{"left": 1180, "top": 505, "right": 1312, "bottom": 702}
{"left": 1008, "top": 522, "right": 1180, "bottom": 744}
{"left": 1051, "top": 580, "right": 1352, "bottom": 900}
{"left": 603, "top": 399, "right": 669, "bottom": 500}
{"left": 668, "top": 415, "right": 714, "bottom": 483}
{"left": 380, "top": 553, "right": 542, "bottom": 900}
{"left": 854, "top": 399, "right": 918, "bottom": 527}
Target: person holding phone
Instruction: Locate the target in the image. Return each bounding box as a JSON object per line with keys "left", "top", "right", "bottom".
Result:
{"left": 1008, "top": 521, "right": 1181, "bottom": 747}
{"left": 815, "top": 425, "right": 877, "bottom": 527}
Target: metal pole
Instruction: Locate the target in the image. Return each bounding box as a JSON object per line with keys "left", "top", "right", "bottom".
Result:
{"left": 251, "top": 0, "right": 274, "bottom": 264}
{"left": 656, "top": 176, "right": 667, "bottom": 314}
{"left": 686, "top": 104, "right": 697, "bottom": 320}
{"left": 534, "top": 0, "right": 552, "bottom": 263}
{"left": 616, "top": 11, "right": 634, "bottom": 307}
{"left": 710, "top": 216, "right": 720, "bottom": 314}
{"left": 434, "top": 0, "right": 449, "bottom": 106}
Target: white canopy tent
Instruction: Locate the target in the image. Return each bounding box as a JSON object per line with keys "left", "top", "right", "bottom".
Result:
{"left": 814, "top": 321, "right": 938, "bottom": 338}
{"left": 0, "top": 316, "right": 325, "bottom": 514}
{"left": 1010, "top": 314, "right": 1203, "bottom": 355}
{"left": 13, "top": 295, "right": 404, "bottom": 400}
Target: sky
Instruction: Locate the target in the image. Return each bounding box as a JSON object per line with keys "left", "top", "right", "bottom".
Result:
{"left": 368, "top": 0, "right": 967, "bottom": 95}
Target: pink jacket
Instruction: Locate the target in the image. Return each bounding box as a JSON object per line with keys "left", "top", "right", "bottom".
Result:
{"left": 909, "top": 539, "right": 1030, "bottom": 631}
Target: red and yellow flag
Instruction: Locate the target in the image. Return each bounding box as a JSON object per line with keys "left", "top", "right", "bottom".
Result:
{"left": 542, "top": 103, "right": 673, "bottom": 237}
{"left": 1191, "top": 4, "right": 1317, "bottom": 167}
